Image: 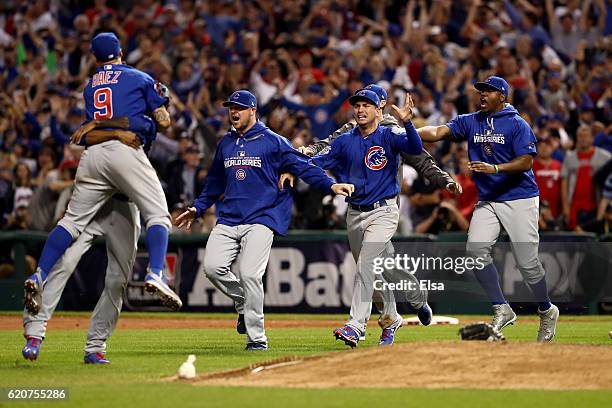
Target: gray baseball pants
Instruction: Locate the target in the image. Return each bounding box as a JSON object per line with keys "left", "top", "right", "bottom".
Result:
{"left": 203, "top": 223, "right": 274, "bottom": 344}
{"left": 346, "top": 200, "right": 426, "bottom": 335}
{"left": 466, "top": 196, "right": 545, "bottom": 284}
{"left": 58, "top": 140, "right": 171, "bottom": 239}
{"left": 23, "top": 198, "right": 140, "bottom": 354}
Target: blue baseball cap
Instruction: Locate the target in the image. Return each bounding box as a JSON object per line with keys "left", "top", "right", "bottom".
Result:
{"left": 348, "top": 89, "right": 381, "bottom": 108}
{"left": 474, "top": 76, "right": 509, "bottom": 97}
{"left": 222, "top": 90, "right": 257, "bottom": 109}
{"left": 364, "top": 84, "right": 387, "bottom": 102}
{"left": 90, "top": 32, "right": 121, "bottom": 62}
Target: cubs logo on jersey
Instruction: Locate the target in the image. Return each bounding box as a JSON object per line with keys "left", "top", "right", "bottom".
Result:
{"left": 364, "top": 146, "right": 387, "bottom": 170}
{"left": 236, "top": 169, "right": 246, "bottom": 180}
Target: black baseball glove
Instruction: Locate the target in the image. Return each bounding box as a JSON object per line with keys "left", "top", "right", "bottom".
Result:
{"left": 458, "top": 322, "right": 505, "bottom": 341}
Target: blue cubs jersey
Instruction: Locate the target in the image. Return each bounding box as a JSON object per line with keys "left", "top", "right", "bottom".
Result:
{"left": 192, "top": 121, "right": 334, "bottom": 235}
{"left": 312, "top": 122, "right": 423, "bottom": 206}
{"left": 83, "top": 64, "right": 167, "bottom": 146}
{"left": 446, "top": 104, "right": 539, "bottom": 202}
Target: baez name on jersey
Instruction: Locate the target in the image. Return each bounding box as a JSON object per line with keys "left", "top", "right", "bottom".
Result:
{"left": 473, "top": 133, "right": 505, "bottom": 144}
{"left": 224, "top": 156, "right": 262, "bottom": 168}
{"left": 91, "top": 70, "right": 122, "bottom": 87}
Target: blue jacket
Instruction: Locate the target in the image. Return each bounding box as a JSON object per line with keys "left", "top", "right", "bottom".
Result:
{"left": 312, "top": 121, "right": 423, "bottom": 206}
{"left": 193, "top": 121, "right": 334, "bottom": 235}
{"left": 446, "top": 104, "right": 539, "bottom": 202}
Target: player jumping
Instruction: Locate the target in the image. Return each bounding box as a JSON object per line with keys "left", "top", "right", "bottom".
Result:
{"left": 23, "top": 32, "right": 182, "bottom": 315}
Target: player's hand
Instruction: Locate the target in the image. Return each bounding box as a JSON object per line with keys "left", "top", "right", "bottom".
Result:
{"left": 71, "top": 120, "right": 98, "bottom": 145}
{"left": 174, "top": 207, "right": 197, "bottom": 229}
{"left": 445, "top": 181, "right": 463, "bottom": 195}
{"left": 331, "top": 183, "right": 355, "bottom": 197}
{"left": 390, "top": 92, "right": 415, "bottom": 122}
{"left": 278, "top": 173, "right": 295, "bottom": 190}
{"left": 116, "top": 130, "right": 141, "bottom": 149}
{"left": 468, "top": 161, "right": 497, "bottom": 174}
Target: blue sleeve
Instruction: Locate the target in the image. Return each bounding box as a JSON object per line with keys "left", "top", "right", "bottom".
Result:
{"left": 277, "top": 137, "right": 334, "bottom": 193}
{"left": 278, "top": 97, "right": 304, "bottom": 112}
{"left": 24, "top": 111, "right": 42, "bottom": 139}
{"left": 311, "top": 136, "right": 343, "bottom": 171}
{"left": 446, "top": 114, "right": 471, "bottom": 142}
{"left": 142, "top": 73, "right": 168, "bottom": 112}
{"left": 389, "top": 122, "right": 423, "bottom": 155}
{"left": 49, "top": 115, "right": 69, "bottom": 145}
{"left": 512, "top": 118, "right": 537, "bottom": 157}
{"left": 192, "top": 144, "right": 226, "bottom": 217}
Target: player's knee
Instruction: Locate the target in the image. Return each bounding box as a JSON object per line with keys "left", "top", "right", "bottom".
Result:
{"left": 518, "top": 263, "right": 545, "bottom": 285}
{"left": 203, "top": 258, "right": 225, "bottom": 278}
{"left": 57, "top": 220, "right": 81, "bottom": 240}
{"left": 466, "top": 242, "right": 492, "bottom": 264}
{"left": 145, "top": 217, "right": 171, "bottom": 232}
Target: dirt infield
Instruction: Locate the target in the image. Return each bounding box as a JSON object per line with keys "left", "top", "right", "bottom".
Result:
{"left": 0, "top": 314, "right": 603, "bottom": 331}
{"left": 0, "top": 314, "right": 347, "bottom": 331}
{"left": 194, "top": 342, "right": 612, "bottom": 390}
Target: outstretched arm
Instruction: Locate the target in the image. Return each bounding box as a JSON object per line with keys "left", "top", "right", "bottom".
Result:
{"left": 417, "top": 125, "right": 452, "bottom": 142}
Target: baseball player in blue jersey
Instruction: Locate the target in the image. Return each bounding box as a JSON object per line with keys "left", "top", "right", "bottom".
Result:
{"left": 22, "top": 121, "right": 152, "bottom": 364}
{"left": 174, "top": 90, "right": 354, "bottom": 350}
{"left": 418, "top": 76, "right": 559, "bottom": 342}
{"left": 23, "top": 32, "right": 181, "bottom": 316}
{"left": 312, "top": 89, "right": 430, "bottom": 348}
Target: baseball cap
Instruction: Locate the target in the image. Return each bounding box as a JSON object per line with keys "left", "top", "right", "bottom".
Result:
{"left": 474, "top": 76, "right": 509, "bottom": 97}
{"left": 90, "top": 32, "right": 121, "bottom": 62}
{"left": 348, "top": 89, "right": 381, "bottom": 108}
{"left": 364, "top": 84, "right": 387, "bottom": 102}
{"left": 222, "top": 90, "right": 257, "bottom": 109}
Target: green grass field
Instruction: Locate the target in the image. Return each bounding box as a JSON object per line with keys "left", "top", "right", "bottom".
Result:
{"left": 0, "top": 312, "right": 611, "bottom": 407}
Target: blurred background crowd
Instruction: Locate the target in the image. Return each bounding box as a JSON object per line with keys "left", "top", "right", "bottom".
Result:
{"left": 0, "top": 0, "right": 610, "bottom": 236}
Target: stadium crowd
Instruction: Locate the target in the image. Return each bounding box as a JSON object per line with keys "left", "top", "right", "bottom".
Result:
{"left": 0, "top": 0, "right": 610, "bottom": 235}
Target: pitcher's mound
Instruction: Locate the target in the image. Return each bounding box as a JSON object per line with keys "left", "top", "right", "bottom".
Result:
{"left": 194, "top": 342, "right": 612, "bottom": 390}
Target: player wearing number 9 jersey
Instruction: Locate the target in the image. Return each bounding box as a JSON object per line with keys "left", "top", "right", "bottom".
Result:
{"left": 23, "top": 32, "right": 182, "bottom": 316}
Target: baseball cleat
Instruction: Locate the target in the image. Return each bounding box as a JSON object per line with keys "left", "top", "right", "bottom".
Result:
{"left": 245, "top": 342, "right": 268, "bottom": 351}
{"left": 84, "top": 352, "right": 110, "bottom": 364}
{"left": 236, "top": 314, "right": 246, "bottom": 334}
{"left": 417, "top": 303, "right": 433, "bottom": 326}
{"left": 537, "top": 304, "right": 559, "bottom": 343}
{"left": 24, "top": 269, "right": 44, "bottom": 315}
{"left": 22, "top": 336, "right": 42, "bottom": 361}
{"left": 491, "top": 303, "right": 517, "bottom": 332}
{"left": 379, "top": 319, "right": 402, "bottom": 346}
{"left": 333, "top": 326, "right": 360, "bottom": 348}
{"left": 144, "top": 268, "right": 182, "bottom": 311}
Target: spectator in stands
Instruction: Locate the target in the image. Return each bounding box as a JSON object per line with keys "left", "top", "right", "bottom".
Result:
{"left": 533, "top": 135, "right": 563, "bottom": 219}
{"left": 561, "top": 125, "right": 611, "bottom": 230}
{"left": 0, "top": 0, "right": 609, "bottom": 233}
{"left": 166, "top": 143, "right": 206, "bottom": 211}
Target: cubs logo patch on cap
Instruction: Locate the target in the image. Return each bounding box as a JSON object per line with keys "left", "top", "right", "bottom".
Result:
{"left": 349, "top": 89, "right": 381, "bottom": 107}
{"left": 474, "top": 76, "right": 509, "bottom": 97}
{"left": 223, "top": 90, "right": 257, "bottom": 108}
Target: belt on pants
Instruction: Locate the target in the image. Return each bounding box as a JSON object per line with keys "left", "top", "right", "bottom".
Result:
{"left": 349, "top": 197, "right": 395, "bottom": 212}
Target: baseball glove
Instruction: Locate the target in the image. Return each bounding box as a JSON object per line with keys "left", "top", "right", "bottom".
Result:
{"left": 458, "top": 322, "right": 505, "bottom": 341}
